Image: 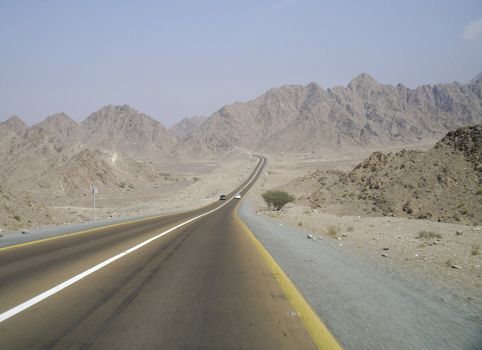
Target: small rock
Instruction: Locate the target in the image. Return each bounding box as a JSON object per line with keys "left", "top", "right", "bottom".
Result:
{"left": 381, "top": 253, "right": 388, "bottom": 257}
{"left": 278, "top": 223, "right": 283, "bottom": 226}
{"left": 318, "top": 236, "right": 323, "bottom": 239}
{"left": 0, "top": 234, "right": 3, "bottom": 238}
{"left": 451, "top": 265, "right": 462, "bottom": 270}
{"left": 342, "top": 233, "right": 347, "bottom": 237}
{"left": 415, "top": 254, "right": 419, "bottom": 257}
{"left": 339, "top": 243, "right": 343, "bottom": 246}
{"left": 21, "top": 230, "right": 29, "bottom": 234}
{"left": 337, "top": 237, "right": 342, "bottom": 240}
{"left": 455, "top": 230, "right": 463, "bottom": 236}
{"left": 307, "top": 234, "right": 314, "bottom": 240}
{"left": 382, "top": 247, "right": 389, "bottom": 251}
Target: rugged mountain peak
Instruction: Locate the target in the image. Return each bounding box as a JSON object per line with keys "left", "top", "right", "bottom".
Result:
{"left": 40, "top": 112, "right": 76, "bottom": 124}
{"left": 80, "top": 104, "right": 175, "bottom": 157}
{"left": 170, "top": 115, "right": 207, "bottom": 138}
{"left": 35, "top": 112, "right": 78, "bottom": 129}
{"left": 470, "top": 72, "right": 482, "bottom": 84}
{"left": 0, "top": 115, "right": 28, "bottom": 134}
{"left": 33, "top": 112, "right": 80, "bottom": 141}
{"left": 348, "top": 73, "right": 379, "bottom": 90}
{"left": 306, "top": 81, "right": 321, "bottom": 90}
{"left": 83, "top": 104, "right": 144, "bottom": 123}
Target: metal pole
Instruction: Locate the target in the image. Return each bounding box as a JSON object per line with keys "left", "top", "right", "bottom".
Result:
{"left": 93, "top": 190, "right": 96, "bottom": 221}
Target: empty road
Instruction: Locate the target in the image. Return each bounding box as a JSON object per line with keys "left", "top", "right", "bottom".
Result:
{"left": 0, "top": 156, "right": 338, "bottom": 349}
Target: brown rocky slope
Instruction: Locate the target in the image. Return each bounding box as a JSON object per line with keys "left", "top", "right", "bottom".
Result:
{"left": 181, "top": 73, "right": 482, "bottom": 156}
{"left": 308, "top": 124, "right": 482, "bottom": 225}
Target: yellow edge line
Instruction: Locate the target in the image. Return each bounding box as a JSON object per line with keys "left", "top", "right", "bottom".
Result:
{"left": 0, "top": 157, "right": 264, "bottom": 253}
{"left": 0, "top": 213, "right": 169, "bottom": 253}
{"left": 234, "top": 209, "right": 343, "bottom": 350}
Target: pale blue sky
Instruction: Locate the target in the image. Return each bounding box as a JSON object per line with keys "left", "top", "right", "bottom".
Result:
{"left": 1, "top": 0, "right": 481, "bottom": 126}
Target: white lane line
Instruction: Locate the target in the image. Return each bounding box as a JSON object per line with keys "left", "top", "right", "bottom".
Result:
{"left": 0, "top": 157, "right": 265, "bottom": 324}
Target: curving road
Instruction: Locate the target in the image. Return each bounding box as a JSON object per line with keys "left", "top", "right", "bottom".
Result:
{"left": 0, "top": 156, "right": 329, "bottom": 350}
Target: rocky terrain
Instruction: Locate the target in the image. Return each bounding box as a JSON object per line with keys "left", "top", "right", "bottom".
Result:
{"left": 0, "top": 105, "right": 256, "bottom": 230}
{"left": 305, "top": 124, "right": 481, "bottom": 225}
{"left": 246, "top": 128, "right": 482, "bottom": 314}
{"left": 181, "top": 73, "right": 482, "bottom": 156}
{"left": 1, "top": 72, "right": 482, "bottom": 230}
{"left": 170, "top": 115, "right": 206, "bottom": 139}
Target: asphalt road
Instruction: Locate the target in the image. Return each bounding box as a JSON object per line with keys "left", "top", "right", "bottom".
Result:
{"left": 0, "top": 156, "right": 322, "bottom": 350}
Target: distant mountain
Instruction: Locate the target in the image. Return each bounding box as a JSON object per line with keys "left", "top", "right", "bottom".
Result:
{"left": 309, "top": 124, "right": 482, "bottom": 225}
{"left": 0, "top": 115, "right": 29, "bottom": 152}
{"left": 170, "top": 116, "right": 206, "bottom": 139}
{"left": 32, "top": 113, "right": 80, "bottom": 143}
{"left": 470, "top": 72, "right": 482, "bottom": 84}
{"left": 0, "top": 104, "right": 175, "bottom": 201}
{"left": 0, "top": 115, "right": 28, "bottom": 135}
{"left": 180, "top": 73, "right": 482, "bottom": 156}
{"left": 80, "top": 105, "right": 176, "bottom": 158}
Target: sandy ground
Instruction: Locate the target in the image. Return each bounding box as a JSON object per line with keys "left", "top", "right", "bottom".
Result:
{"left": 1, "top": 155, "right": 258, "bottom": 234}
{"left": 248, "top": 150, "right": 482, "bottom": 309}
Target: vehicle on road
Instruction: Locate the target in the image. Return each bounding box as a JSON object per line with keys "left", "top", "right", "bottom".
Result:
{"left": 219, "top": 194, "right": 227, "bottom": 200}
{"left": 234, "top": 193, "right": 241, "bottom": 199}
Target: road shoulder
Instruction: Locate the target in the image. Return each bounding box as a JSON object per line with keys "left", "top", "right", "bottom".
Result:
{"left": 238, "top": 200, "right": 482, "bottom": 350}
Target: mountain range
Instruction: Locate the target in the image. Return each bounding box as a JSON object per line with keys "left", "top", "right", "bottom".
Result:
{"left": 2, "top": 72, "right": 481, "bottom": 161}
{"left": 180, "top": 73, "right": 482, "bottom": 156}
{"left": 1, "top": 72, "right": 481, "bottom": 228}
{"left": 0, "top": 73, "right": 480, "bottom": 191}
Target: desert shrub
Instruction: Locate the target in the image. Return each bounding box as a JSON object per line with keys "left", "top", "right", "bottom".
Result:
{"left": 261, "top": 190, "right": 295, "bottom": 211}
{"left": 415, "top": 230, "right": 442, "bottom": 240}
{"left": 471, "top": 244, "right": 480, "bottom": 256}
{"left": 298, "top": 221, "right": 303, "bottom": 227}
{"left": 326, "top": 225, "right": 340, "bottom": 238}
{"left": 476, "top": 188, "right": 482, "bottom": 195}
{"left": 13, "top": 215, "right": 21, "bottom": 222}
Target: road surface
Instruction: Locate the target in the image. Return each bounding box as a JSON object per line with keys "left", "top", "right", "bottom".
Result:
{"left": 0, "top": 156, "right": 334, "bottom": 349}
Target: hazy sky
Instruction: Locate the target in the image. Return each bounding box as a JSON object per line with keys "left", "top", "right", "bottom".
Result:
{"left": 1, "top": 0, "right": 481, "bottom": 126}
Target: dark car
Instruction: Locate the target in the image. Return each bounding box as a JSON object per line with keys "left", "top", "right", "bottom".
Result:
{"left": 219, "top": 194, "right": 227, "bottom": 200}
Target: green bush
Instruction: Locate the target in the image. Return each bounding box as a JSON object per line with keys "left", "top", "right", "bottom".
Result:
{"left": 415, "top": 230, "right": 442, "bottom": 240}
{"left": 262, "top": 190, "right": 295, "bottom": 211}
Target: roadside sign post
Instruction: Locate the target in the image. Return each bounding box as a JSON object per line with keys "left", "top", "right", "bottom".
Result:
{"left": 91, "top": 186, "right": 98, "bottom": 221}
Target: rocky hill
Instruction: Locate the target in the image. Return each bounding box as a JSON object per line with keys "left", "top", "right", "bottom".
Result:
{"left": 170, "top": 116, "right": 206, "bottom": 139}
{"left": 32, "top": 113, "right": 81, "bottom": 143}
{"left": 0, "top": 105, "right": 178, "bottom": 230}
{"left": 81, "top": 105, "right": 176, "bottom": 158}
{"left": 0, "top": 184, "right": 52, "bottom": 230}
{"left": 181, "top": 73, "right": 482, "bottom": 156}
{"left": 308, "top": 124, "right": 482, "bottom": 225}
{"left": 0, "top": 116, "right": 28, "bottom": 151}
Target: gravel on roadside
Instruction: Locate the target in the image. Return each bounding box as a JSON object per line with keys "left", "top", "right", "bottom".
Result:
{"left": 238, "top": 200, "right": 482, "bottom": 350}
